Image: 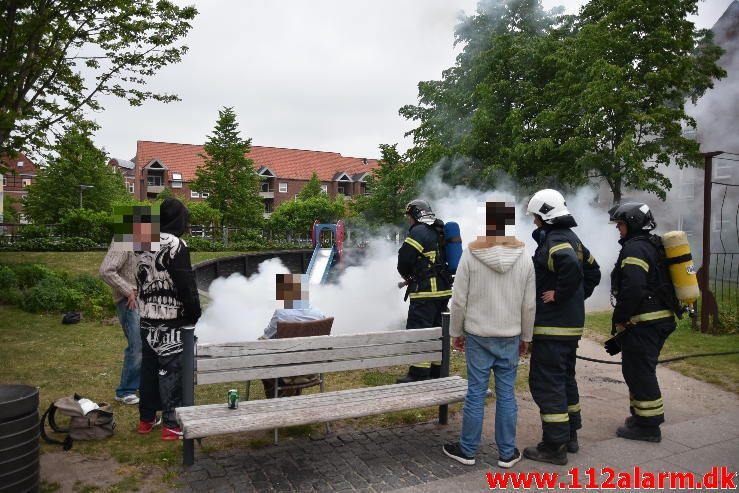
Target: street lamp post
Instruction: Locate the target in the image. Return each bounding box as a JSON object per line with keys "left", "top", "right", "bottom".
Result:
{"left": 79, "top": 184, "right": 94, "bottom": 208}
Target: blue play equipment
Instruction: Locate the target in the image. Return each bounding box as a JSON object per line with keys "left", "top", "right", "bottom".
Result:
{"left": 305, "top": 220, "right": 344, "bottom": 285}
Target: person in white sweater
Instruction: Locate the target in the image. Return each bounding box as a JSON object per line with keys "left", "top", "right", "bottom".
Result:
{"left": 443, "top": 201, "right": 535, "bottom": 469}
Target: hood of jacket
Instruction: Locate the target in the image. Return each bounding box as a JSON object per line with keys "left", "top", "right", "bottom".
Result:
{"left": 160, "top": 198, "right": 189, "bottom": 237}
{"left": 468, "top": 236, "right": 526, "bottom": 273}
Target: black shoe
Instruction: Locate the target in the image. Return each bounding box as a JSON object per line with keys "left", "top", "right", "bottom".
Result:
{"left": 616, "top": 425, "right": 661, "bottom": 442}
{"left": 497, "top": 448, "right": 522, "bottom": 468}
{"left": 430, "top": 362, "right": 442, "bottom": 379}
{"left": 443, "top": 443, "right": 475, "bottom": 465}
{"left": 396, "top": 365, "right": 431, "bottom": 384}
{"left": 624, "top": 416, "right": 637, "bottom": 428}
{"left": 567, "top": 431, "right": 579, "bottom": 454}
{"left": 523, "top": 442, "right": 568, "bottom": 466}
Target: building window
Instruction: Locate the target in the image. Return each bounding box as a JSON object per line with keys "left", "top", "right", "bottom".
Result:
{"left": 147, "top": 175, "right": 162, "bottom": 186}
{"left": 172, "top": 172, "right": 182, "bottom": 180}
{"left": 201, "top": 192, "right": 209, "bottom": 198}
{"left": 21, "top": 178, "right": 31, "bottom": 188}
{"left": 16, "top": 161, "right": 23, "bottom": 168}
{"left": 261, "top": 181, "right": 272, "bottom": 192}
{"left": 279, "top": 182, "right": 288, "bottom": 193}
{"left": 190, "top": 190, "right": 200, "bottom": 199}
{"left": 2, "top": 176, "right": 6, "bottom": 186}
{"left": 337, "top": 184, "right": 347, "bottom": 195}
{"left": 128, "top": 183, "right": 135, "bottom": 194}
{"left": 172, "top": 180, "right": 182, "bottom": 189}
{"left": 321, "top": 184, "right": 328, "bottom": 194}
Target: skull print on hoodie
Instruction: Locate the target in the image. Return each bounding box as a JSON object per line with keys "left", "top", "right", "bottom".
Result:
{"left": 136, "top": 198, "right": 201, "bottom": 327}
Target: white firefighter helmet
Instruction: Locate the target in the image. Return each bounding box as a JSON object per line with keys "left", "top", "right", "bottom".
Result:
{"left": 526, "top": 189, "right": 570, "bottom": 223}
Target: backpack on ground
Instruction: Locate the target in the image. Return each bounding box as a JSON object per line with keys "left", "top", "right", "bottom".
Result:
{"left": 40, "top": 394, "right": 115, "bottom": 450}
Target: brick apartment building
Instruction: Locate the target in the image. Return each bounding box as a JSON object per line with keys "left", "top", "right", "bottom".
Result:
{"left": 1, "top": 153, "right": 38, "bottom": 222}
{"left": 124, "top": 140, "right": 379, "bottom": 217}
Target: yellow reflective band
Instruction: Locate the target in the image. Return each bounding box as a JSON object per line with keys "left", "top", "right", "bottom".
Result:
{"left": 568, "top": 403, "right": 581, "bottom": 413}
{"left": 533, "top": 326, "right": 584, "bottom": 337}
{"left": 587, "top": 254, "right": 596, "bottom": 265}
{"left": 548, "top": 243, "right": 573, "bottom": 271}
{"left": 404, "top": 237, "right": 423, "bottom": 253}
{"left": 410, "top": 290, "right": 452, "bottom": 299}
{"left": 634, "top": 406, "right": 664, "bottom": 417}
{"left": 541, "top": 413, "right": 569, "bottom": 423}
{"left": 621, "top": 257, "right": 650, "bottom": 272}
{"left": 430, "top": 277, "right": 438, "bottom": 292}
{"left": 423, "top": 251, "right": 436, "bottom": 261}
{"left": 629, "top": 310, "right": 674, "bottom": 324}
{"left": 630, "top": 397, "right": 664, "bottom": 409}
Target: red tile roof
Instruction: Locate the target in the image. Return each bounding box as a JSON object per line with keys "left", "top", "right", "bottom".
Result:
{"left": 134, "top": 141, "right": 378, "bottom": 182}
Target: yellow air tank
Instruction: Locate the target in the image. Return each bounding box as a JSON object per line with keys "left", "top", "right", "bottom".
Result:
{"left": 662, "top": 231, "right": 699, "bottom": 305}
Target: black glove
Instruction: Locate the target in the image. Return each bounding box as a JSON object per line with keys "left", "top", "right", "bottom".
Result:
{"left": 604, "top": 332, "right": 625, "bottom": 356}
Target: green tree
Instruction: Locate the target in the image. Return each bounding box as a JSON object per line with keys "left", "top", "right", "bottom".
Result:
{"left": 0, "top": 1, "right": 197, "bottom": 162}
{"left": 297, "top": 172, "right": 324, "bottom": 200}
{"left": 268, "top": 196, "right": 345, "bottom": 236}
{"left": 191, "top": 107, "right": 264, "bottom": 228}
{"left": 156, "top": 187, "right": 175, "bottom": 201}
{"left": 354, "top": 144, "right": 417, "bottom": 226}
{"left": 536, "top": 0, "right": 725, "bottom": 203}
{"left": 23, "top": 123, "right": 127, "bottom": 224}
{"left": 187, "top": 200, "right": 220, "bottom": 228}
{"left": 2, "top": 194, "right": 20, "bottom": 222}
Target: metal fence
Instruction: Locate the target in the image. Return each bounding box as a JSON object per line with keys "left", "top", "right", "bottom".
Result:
{"left": 707, "top": 252, "right": 739, "bottom": 332}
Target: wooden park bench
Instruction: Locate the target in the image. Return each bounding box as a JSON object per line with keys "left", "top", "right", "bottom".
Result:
{"left": 176, "top": 313, "right": 470, "bottom": 466}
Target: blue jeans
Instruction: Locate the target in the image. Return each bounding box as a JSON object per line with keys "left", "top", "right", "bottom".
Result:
{"left": 459, "top": 333, "right": 520, "bottom": 459}
{"left": 116, "top": 299, "right": 141, "bottom": 398}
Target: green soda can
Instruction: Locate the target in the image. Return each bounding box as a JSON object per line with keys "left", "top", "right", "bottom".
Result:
{"left": 228, "top": 389, "right": 239, "bottom": 409}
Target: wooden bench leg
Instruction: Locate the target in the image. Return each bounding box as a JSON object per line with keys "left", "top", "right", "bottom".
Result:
{"left": 439, "top": 404, "right": 448, "bottom": 425}
{"left": 273, "top": 378, "right": 279, "bottom": 445}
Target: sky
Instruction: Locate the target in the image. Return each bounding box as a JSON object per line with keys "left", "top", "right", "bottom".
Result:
{"left": 89, "top": 0, "right": 736, "bottom": 162}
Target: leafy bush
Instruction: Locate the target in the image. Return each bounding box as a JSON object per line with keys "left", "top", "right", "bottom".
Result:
{"left": 0, "top": 287, "right": 23, "bottom": 306}
{"left": 2, "top": 236, "right": 100, "bottom": 252}
{"left": 0, "top": 266, "right": 19, "bottom": 290}
{"left": 21, "top": 276, "right": 83, "bottom": 313}
{"left": 19, "top": 224, "right": 52, "bottom": 239}
{"left": 11, "top": 264, "right": 56, "bottom": 289}
{"left": 59, "top": 208, "right": 112, "bottom": 244}
{"left": 184, "top": 236, "right": 225, "bottom": 252}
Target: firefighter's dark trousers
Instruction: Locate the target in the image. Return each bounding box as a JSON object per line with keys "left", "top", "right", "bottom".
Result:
{"left": 406, "top": 298, "right": 448, "bottom": 330}
{"left": 529, "top": 338, "right": 581, "bottom": 445}
{"left": 621, "top": 320, "right": 675, "bottom": 427}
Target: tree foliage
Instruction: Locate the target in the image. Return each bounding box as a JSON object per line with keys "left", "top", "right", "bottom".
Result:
{"left": 353, "top": 144, "right": 417, "bottom": 226}
{"left": 191, "top": 107, "right": 264, "bottom": 229}
{"left": 187, "top": 200, "right": 220, "bottom": 228}
{"left": 297, "top": 172, "right": 324, "bottom": 200}
{"left": 23, "top": 122, "right": 127, "bottom": 224}
{"left": 268, "top": 196, "right": 346, "bottom": 236}
{"left": 396, "top": 0, "right": 725, "bottom": 204}
{"left": 0, "top": 0, "right": 197, "bottom": 161}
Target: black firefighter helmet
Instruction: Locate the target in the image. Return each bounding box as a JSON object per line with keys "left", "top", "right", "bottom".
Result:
{"left": 608, "top": 202, "right": 656, "bottom": 233}
{"left": 405, "top": 199, "right": 436, "bottom": 225}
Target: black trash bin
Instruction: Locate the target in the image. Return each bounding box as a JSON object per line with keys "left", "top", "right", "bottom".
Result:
{"left": 0, "top": 385, "right": 40, "bottom": 493}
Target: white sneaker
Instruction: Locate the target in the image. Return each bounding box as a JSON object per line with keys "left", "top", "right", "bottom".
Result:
{"left": 115, "top": 394, "right": 140, "bottom": 405}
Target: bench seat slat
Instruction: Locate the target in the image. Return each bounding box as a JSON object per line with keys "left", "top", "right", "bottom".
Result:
{"left": 197, "top": 341, "right": 443, "bottom": 372}
{"left": 196, "top": 327, "right": 442, "bottom": 357}
{"left": 178, "top": 377, "right": 466, "bottom": 420}
{"left": 177, "top": 379, "right": 468, "bottom": 439}
{"left": 196, "top": 351, "right": 442, "bottom": 384}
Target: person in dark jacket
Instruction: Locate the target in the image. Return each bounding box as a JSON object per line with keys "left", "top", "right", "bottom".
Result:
{"left": 396, "top": 199, "right": 452, "bottom": 383}
{"left": 608, "top": 203, "right": 676, "bottom": 443}
{"left": 135, "top": 198, "right": 201, "bottom": 440}
{"left": 523, "top": 189, "right": 601, "bottom": 465}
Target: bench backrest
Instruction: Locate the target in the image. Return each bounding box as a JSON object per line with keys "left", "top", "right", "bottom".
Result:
{"left": 194, "top": 327, "right": 443, "bottom": 385}
{"left": 276, "top": 317, "right": 334, "bottom": 339}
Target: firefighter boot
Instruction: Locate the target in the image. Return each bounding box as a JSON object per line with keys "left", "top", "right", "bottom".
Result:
{"left": 624, "top": 416, "right": 637, "bottom": 428}
{"left": 523, "top": 442, "right": 567, "bottom": 466}
{"left": 617, "top": 425, "right": 661, "bottom": 443}
{"left": 430, "top": 362, "right": 442, "bottom": 379}
{"left": 567, "top": 430, "right": 579, "bottom": 454}
{"left": 396, "top": 365, "right": 431, "bottom": 384}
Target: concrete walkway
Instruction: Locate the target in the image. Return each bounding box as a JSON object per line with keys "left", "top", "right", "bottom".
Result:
{"left": 177, "top": 337, "right": 739, "bottom": 492}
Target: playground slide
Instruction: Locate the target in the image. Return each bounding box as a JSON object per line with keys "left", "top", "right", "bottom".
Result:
{"left": 307, "top": 247, "right": 334, "bottom": 285}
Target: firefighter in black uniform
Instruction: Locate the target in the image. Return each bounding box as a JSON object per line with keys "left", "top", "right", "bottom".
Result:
{"left": 607, "top": 203, "right": 676, "bottom": 443}
{"left": 523, "top": 189, "right": 601, "bottom": 465}
{"left": 396, "top": 199, "right": 452, "bottom": 383}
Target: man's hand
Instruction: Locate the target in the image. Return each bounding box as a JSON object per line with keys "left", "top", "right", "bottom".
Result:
{"left": 519, "top": 340, "right": 530, "bottom": 356}
{"left": 541, "top": 290, "right": 556, "bottom": 303}
{"left": 126, "top": 291, "right": 137, "bottom": 310}
{"left": 452, "top": 336, "right": 465, "bottom": 352}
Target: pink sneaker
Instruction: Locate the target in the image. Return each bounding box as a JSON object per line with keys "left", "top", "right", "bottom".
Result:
{"left": 162, "top": 426, "right": 183, "bottom": 441}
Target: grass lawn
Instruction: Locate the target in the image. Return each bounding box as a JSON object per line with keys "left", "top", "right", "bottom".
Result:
{"left": 0, "top": 251, "right": 250, "bottom": 276}
{"left": 585, "top": 311, "right": 739, "bottom": 393}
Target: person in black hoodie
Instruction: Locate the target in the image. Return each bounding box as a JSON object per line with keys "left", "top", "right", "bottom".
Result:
{"left": 134, "top": 198, "right": 201, "bottom": 440}
{"left": 608, "top": 203, "right": 676, "bottom": 443}
{"left": 523, "top": 189, "right": 601, "bottom": 465}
